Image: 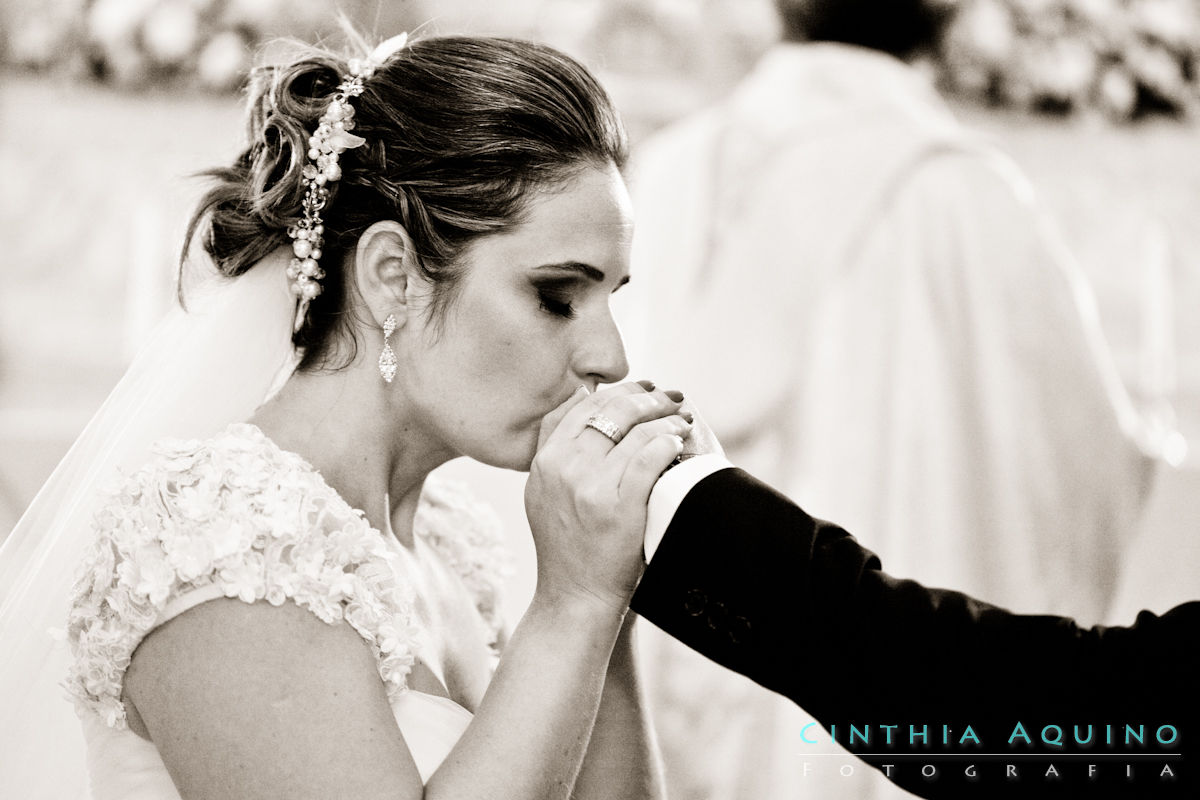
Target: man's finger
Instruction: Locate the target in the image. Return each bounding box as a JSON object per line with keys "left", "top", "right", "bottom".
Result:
{"left": 677, "top": 400, "right": 725, "bottom": 458}
{"left": 602, "top": 414, "right": 692, "bottom": 487}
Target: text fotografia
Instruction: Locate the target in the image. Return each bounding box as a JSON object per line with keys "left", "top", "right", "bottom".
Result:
{"left": 792, "top": 760, "right": 1180, "bottom": 784}
{"left": 800, "top": 722, "right": 1180, "bottom": 750}
{"left": 795, "top": 722, "right": 1182, "bottom": 785}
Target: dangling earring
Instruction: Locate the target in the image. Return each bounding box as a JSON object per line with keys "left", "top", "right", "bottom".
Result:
{"left": 378, "top": 314, "right": 398, "bottom": 383}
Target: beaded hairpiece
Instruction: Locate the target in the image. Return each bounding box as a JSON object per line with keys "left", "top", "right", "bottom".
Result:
{"left": 286, "top": 32, "right": 409, "bottom": 333}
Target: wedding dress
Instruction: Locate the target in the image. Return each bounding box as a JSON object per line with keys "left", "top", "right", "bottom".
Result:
{"left": 0, "top": 254, "right": 508, "bottom": 798}
{"left": 70, "top": 423, "right": 507, "bottom": 798}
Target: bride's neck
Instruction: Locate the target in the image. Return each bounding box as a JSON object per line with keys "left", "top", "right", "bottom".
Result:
{"left": 248, "top": 365, "right": 455, "bottom": 546}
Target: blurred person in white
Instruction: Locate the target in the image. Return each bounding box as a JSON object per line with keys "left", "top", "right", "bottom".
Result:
{"left": 0, "top": 31, "right": 690, "bottom": 800}
{"left": 627, "top": 0, "right": 1159, "bottom": 797}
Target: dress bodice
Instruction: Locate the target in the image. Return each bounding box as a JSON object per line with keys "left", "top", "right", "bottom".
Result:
{"left": 65, "top": 423, "right": 510, "bottom": 796}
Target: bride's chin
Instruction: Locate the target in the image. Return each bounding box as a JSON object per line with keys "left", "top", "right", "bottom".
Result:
{"left": 508, "top": 440, "right": 539, "bottom": 473}
{"left": 467, "top": 434, "right": 539, "bottom": 473}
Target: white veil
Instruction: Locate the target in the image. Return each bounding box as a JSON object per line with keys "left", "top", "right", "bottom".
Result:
{"left": 0, "top": 253, "right": 299, "bottom": 798}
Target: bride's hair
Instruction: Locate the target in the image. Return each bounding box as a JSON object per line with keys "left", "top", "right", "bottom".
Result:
{"left": 183, "top": 35, "right": 628, "bottom": 369}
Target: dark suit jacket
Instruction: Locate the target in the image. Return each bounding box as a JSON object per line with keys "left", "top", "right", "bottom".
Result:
{"left": 631, "top": 467, "right": 1197, "bottom": 798}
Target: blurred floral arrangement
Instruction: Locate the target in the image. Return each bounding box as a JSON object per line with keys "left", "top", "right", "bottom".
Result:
{"left": 939, "top": 0, "right": 1200, "bottom": 120}
{"left": 0, "top": 0, "right": 345, "bottom": 91}
{"left": 2, "top": 0, "right": 1198, "bottom": 122}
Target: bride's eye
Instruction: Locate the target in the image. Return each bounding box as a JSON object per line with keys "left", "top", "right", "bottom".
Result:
{"left": 535, "top": 284, "right": 577, "bottom": 319}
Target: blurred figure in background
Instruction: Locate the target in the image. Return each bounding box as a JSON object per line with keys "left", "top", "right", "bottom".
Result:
{"left": 627, "top": 0, "right": 1159, "bottom": 797}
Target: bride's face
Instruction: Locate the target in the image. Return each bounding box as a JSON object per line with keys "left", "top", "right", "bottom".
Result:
{"left": 395, "top": 163, "right": 633, "bottom": 470}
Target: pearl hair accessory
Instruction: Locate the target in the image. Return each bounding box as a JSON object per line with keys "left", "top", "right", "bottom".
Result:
{"left": 286, "top": 32, "right": 409, "bottom": 333}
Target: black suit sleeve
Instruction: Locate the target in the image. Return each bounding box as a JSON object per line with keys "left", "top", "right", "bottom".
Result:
{"left": 631, "top": 467, "right": 1197, "bottom": 797}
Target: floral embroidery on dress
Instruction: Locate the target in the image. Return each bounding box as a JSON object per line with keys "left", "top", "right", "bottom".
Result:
{"left": 65, "top": 423, "right": 508, "bottom": 729}
{"left": 414, "top": 478, "right": 512, "bottom": 652}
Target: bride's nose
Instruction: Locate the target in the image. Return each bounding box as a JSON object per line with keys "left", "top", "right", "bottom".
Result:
{"left": 576, "top": 311, "right": 629, "bottom": 387}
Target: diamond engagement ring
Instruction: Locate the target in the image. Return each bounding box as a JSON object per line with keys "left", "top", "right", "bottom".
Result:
{"left": 584, "top": 414, "right": 623, "bottom": 444}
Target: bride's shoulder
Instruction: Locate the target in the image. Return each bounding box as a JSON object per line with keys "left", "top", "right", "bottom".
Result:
{"left": 93, "top": 422, "right": 331, "bottom": 533}
{"left": 128, "top": 421, "right": 313, "bottom": 490}
{"left": 67, "top": 423, "right": 411, "bottom": 728}
{"left": 78, "top": 423, "right": 376, "bottom": 605}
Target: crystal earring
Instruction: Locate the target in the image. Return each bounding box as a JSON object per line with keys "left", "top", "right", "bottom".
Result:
{"left": 378, "top": 314, "right": 397, "bottom": 383}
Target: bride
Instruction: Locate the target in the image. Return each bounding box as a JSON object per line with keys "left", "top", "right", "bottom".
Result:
{"left": 0, "top": 32, "right": 691, "bottom": 799}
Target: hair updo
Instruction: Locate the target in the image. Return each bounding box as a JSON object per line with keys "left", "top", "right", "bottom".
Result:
{"left": 183, "top": 35, "right": 628, "bottom": 370}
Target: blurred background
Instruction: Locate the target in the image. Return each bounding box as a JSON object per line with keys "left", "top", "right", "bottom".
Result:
{"left": 1, "top": 0, "right": 1198, "bottom": 797}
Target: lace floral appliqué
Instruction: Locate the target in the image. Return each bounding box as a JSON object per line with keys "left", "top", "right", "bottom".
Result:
{"left": 414, "top": 479, "right": 511, "bottom": 652}
{"left": 65, "top": 423, "right": 508, "bottom": 729}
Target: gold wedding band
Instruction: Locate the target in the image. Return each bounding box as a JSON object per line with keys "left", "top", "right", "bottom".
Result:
{"left": 584, "top": 414, "right": 623, "bottom": 444}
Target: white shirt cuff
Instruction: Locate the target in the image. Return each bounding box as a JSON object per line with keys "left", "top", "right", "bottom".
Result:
{"left": 644, "top": 454, "right": 733, "bottom": 562}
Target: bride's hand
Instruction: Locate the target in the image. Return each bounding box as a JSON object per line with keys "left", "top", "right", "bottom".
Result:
{"left": 525, "top": 381, "right": 691, "bottom": 616}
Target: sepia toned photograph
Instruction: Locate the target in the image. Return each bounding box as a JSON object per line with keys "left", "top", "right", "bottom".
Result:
{"left": 2, "top": 1, "right": 1198, "bottom": 797}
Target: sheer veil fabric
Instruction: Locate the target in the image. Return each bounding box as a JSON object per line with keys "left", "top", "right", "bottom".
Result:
{"left": 0, "top": 254, "right": 300, "bottom": 798}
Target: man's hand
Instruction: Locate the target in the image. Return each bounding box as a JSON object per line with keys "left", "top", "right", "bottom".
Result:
{"left": 677, "top": 400, "right": 725, "bottom": 460}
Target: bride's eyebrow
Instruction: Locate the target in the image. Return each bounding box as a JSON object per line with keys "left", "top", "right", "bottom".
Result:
{"left": 534, "top": 262, "right": 631, "bottom": 288}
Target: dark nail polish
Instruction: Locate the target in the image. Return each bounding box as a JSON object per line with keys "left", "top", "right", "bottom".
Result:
{"left": 664, "top": 389, "right": 685, "bottom": 402}
{"left": 680, "top": 411, "right": 694, "bottom": 423}
{"left": 636, "top": 379, "right": 656, "bottom": 391}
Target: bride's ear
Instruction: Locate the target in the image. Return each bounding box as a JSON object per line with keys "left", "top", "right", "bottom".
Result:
{"left": 353, "top": 220, "right": 422, "bottom": 328}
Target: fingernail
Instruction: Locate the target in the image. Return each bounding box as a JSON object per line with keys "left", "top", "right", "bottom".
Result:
{"left": 636, "top": 379, "right": 656, "bottom": 391}
{"left": 576, "top": 384, "right": 590, "bottom": 396}
{"left": 664, "top": 389, "right": 685, "bottom": 402}
{"left": 680, "top": 410, "right": 694, "bottom": 423}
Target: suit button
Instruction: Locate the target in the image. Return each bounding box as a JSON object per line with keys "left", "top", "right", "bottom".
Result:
{"left": 684, "top": 589, "right": 706, "bottom": 616}
{"left": 728, "top": 615, "right": 752, "bottom": 644}
{"left": 705, "top": 601, "right": 727, "bottom": 631}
